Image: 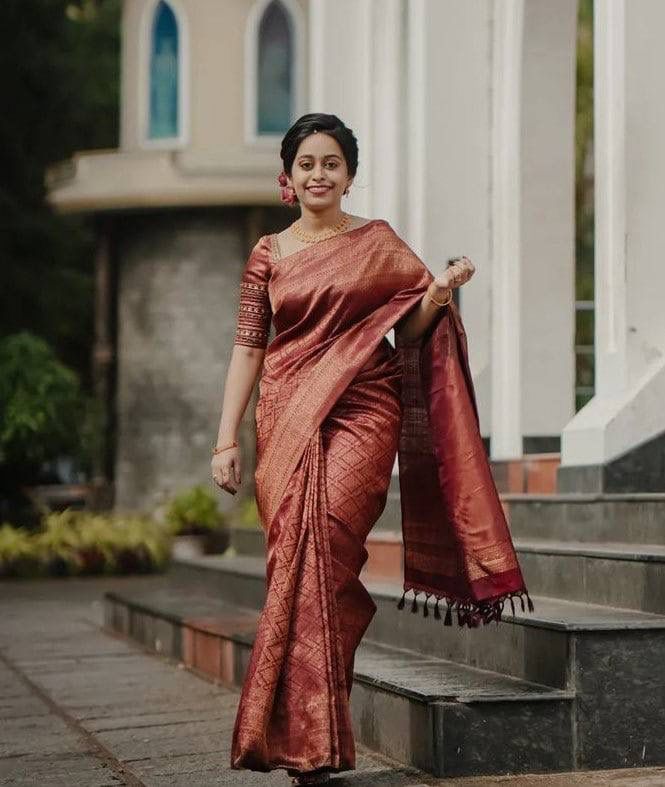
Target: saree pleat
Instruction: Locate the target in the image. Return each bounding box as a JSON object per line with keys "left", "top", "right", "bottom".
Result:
{"left": 231, "top": 425, "right": 353, "bottom": 772}
{"left": 230, "top": 220, "right": 532, "bottom": 775}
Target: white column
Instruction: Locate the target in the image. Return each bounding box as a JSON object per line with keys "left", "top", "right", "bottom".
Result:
{"left": 309, "top": 0, "right": 374, "bottom": 218}
{"left": 489, "top": 0, "right": 524, "bottom": 459}
{"left": 368, "top": 0, "right": 404, "bottom": 227}
{"left": 404, "top": 0, "right": 494, "bottom": 434}
{"left": 520, "top": 0, "right": 577, "bottom": 444}
{"left": 594, "top": 0, "right": 628, "bottom": 396}
{"left": 561, "top": 0, "right": 665, "bottom": 470}
{"left": 491, "top": 0, "right": 577, "bottom": 459}
{"left": 404, "top": 0, "right": 427, "bottom": 255}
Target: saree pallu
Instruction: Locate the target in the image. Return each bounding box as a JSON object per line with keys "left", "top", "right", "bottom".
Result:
{"left": 230, "top": 219, "right": 532, "bottom": 775}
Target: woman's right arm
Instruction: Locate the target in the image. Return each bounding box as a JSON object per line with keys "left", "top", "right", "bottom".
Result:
{"left": 211, "top": 235, "right": 273, "bottom": 496}
{"left": 211, "top": 345, "right": 265, "bottom": 496}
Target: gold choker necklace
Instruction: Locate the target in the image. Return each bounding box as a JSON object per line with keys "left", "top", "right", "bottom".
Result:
{"left": 290, "top": 213, "right": 351, "bottom": 243}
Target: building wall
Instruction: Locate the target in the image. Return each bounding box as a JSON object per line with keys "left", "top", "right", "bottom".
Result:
{"left": 120, "top": 0, "right": 309, "bottom": 153}
{"left": 113, "top": 207, "right": 277, "bottom": 511}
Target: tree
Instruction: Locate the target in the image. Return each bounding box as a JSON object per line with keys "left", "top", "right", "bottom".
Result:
{"left": 0, "top": 0, "right": 121, "bottom": 387}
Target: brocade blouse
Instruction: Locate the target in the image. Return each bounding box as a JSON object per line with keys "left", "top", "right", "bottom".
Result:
{"left": 233, "top": 236, "right": 273, "bottom": 349}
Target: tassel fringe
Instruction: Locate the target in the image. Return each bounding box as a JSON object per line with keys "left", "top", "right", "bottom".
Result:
{"left": 394, "top": 587, "right": 536, "bottom": 629}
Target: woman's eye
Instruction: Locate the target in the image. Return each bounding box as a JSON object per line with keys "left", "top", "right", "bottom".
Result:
{"left": 300, "top": 162, "right": 337, "bottom": 169}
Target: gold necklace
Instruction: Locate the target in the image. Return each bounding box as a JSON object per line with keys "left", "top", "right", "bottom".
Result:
{"left": 290, "top": 213, "right": 351, "bottom": 243}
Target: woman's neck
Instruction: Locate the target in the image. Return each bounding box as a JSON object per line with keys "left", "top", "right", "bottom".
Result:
{"left": 297, "top": 208, "right": 348, "bottom": 233}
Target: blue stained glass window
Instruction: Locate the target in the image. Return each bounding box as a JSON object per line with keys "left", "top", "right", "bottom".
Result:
{"left": 149, "top": 1, "right": 179, "bottom": 140}
{"left": 257, "top": 1, "right": 293, "bottom": 134}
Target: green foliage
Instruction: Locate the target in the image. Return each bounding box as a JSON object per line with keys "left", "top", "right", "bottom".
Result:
{"left": 0, "top": 523, "right": 43, "bottom": 578}
{"left": 573, "top": 0, "right": 595, "bottom": 409}
{"left": 575, "top": 0, "right": 594, "bottom": 301}
{"left": 0, "top": 0, "right": 121, "bottom": 384}
{"left": 0, "top": 509, "right": 172, "bottom": 579}
{"left": 0, "top": 332, "right": 88, "bottom": 474}
{"left": 164, "top": 485, "right": 226, "bottom": 536}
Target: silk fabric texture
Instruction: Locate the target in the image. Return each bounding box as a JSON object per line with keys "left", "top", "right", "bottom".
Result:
{"left": 230, "top": 219, "right": 532, "bottom": 776}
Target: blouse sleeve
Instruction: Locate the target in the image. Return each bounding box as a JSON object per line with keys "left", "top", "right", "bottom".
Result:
{"left": 233, "top": 235, "right": 273, "bottom": 349}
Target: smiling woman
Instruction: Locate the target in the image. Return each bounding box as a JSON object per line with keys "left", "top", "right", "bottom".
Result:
{"left": 211, "top": 113, "right": 532, "bottom": 786}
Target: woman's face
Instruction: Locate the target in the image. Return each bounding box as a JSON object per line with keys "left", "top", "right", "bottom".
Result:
{"left": 287, "top": 132, "right": 353, "bottom": 210}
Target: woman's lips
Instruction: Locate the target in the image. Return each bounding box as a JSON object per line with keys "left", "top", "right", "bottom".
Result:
{"left": 308, "top": 186, "right": 331, "bottom": 195}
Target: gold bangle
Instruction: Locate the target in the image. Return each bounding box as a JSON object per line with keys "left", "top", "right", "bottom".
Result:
{"left": 428, "top": 288, "right": 453, "bottom": 307}
{"left": 213, "top": 439, "right": 238, "bottom": 455}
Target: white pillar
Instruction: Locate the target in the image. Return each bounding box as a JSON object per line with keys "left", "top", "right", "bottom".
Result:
{"left": 309, "top": 0, "right": 375, "bottom": 218}
{"left": 595, "top": 0, "right": 628, "bottom": 397}
{"left": 491, "top": 0, "right": 577, "bottom": 459}
{"left": 368, "top": 0, "right": 404, "bottom": 227}
{"left": 561, "top": 0, "right": 665, "bottom": 476}
{"left": 520, "top": 0, "right": 577, "bottom": 445}
{"left": 405, "top": 0, "right": 494, "bottom": 434}
{"left": 489, "top": 0, "right": 524, "bottom": 459}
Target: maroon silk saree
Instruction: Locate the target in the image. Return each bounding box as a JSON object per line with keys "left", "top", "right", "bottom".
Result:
{"left": 230, "top": 219, "right": 532, "bottom": 776}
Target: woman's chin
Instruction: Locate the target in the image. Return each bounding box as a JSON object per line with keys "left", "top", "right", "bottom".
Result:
{"left": 303, "top": 198, "right": 340, "bottom": 211}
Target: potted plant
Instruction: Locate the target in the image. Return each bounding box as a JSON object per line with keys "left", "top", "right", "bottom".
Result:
{"left": 164, "top": 485, "right": 229, "bottom": 558}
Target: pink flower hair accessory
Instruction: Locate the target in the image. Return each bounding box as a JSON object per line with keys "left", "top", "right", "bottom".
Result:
{"left": 277, "top": 170, "right": 298, "bottom": 205}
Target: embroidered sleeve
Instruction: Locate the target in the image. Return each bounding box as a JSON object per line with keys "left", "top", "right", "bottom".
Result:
{"left": 234, "top": 236, "right": 273, "bottom": 349}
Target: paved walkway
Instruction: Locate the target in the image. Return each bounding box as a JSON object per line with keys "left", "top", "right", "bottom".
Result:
{"left": 2, "top": 576, "right": 665, "bottom": 786}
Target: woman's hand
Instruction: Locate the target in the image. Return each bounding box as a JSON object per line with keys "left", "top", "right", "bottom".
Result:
{"left": 430, "top": 256, "right": 476, "bottom": 299}
{"left": 211, "top": 445, "right": 241, "bottom": 496}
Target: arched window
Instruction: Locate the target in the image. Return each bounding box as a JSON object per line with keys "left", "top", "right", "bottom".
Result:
{"left": 257, "top": 1, "right": 293, "bottom": 134}
{"left": 149, "top": 0, "right": 180, "bottom": 140}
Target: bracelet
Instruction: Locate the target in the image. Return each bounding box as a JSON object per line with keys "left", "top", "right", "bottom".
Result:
{"left": 428, "top": 287, "right": 453, "bottom": 307}
{"left": 213, "top": 439, "right": 238, "bottom": 455}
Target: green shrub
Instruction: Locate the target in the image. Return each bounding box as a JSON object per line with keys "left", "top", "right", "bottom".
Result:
{"left": 36, "top": 510, "right": 84, "bottom": 575}
{"left": 0, "top": 523, "right": 45, "bottom": 578}
{"left": 0, "top": 332, "right": 86, "bottom": 476}
{"left": 164, "top": 485, "right": 225, "bottom": 536}
{"left": 0, "top": 510, "right": 173, "bottom": 579}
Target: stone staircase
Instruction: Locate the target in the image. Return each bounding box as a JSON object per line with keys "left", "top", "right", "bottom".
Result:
{"left": 104, "top": 484, "right": 665, "bottom": 778}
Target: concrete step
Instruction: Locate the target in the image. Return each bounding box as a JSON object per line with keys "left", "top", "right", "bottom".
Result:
{"left": 170, "top": 553, "right": 665, "bottom": 771}
{"left": 377, "top": 490, "right": 665, "bottom": 542}
{"left": 178, "top": 552, "right": 665, "bottom": 684}
{"left": 359, "top": 532, "right": 665, "bottom": 615}
{"left": 228, "top": 526, "right": 665, "bottom": 613}
{"left": 105, "top": 556, "right": 665, "bottom": 769}
{"left": 503, "top": 493, "right": 665, "bottom": 545}
{"left": 104, "top": 577, "right": 574, "bottom": 778}
{"left": 516, "top": 538, "right": 665, "bottom": 613}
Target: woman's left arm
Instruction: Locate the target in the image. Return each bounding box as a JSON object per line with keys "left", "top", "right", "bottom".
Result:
{"left": 396, "top": 256, "right": 476, "bottom": 343}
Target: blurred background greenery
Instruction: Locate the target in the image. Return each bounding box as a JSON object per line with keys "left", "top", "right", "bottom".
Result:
{"left": 575, "top": 0, "right": 595, "bottom": 412}
{"left": 1, "top": 0, "right": 120, "bottom": 506}
{"left": 0, "top": 0, "right": 121, "bottom": 388}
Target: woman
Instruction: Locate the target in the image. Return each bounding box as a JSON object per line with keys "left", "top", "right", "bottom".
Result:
{"left": 212, "top": 113, "right": 533, "bottom": 784}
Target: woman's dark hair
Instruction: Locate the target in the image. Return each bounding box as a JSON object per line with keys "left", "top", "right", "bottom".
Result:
{"left": 280, "top": 114, "right": 359, "bottom": 204}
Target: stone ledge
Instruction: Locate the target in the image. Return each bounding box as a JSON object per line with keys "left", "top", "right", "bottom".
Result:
{"left": 104, "top": 584, "right": 575, "bottom": 778}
